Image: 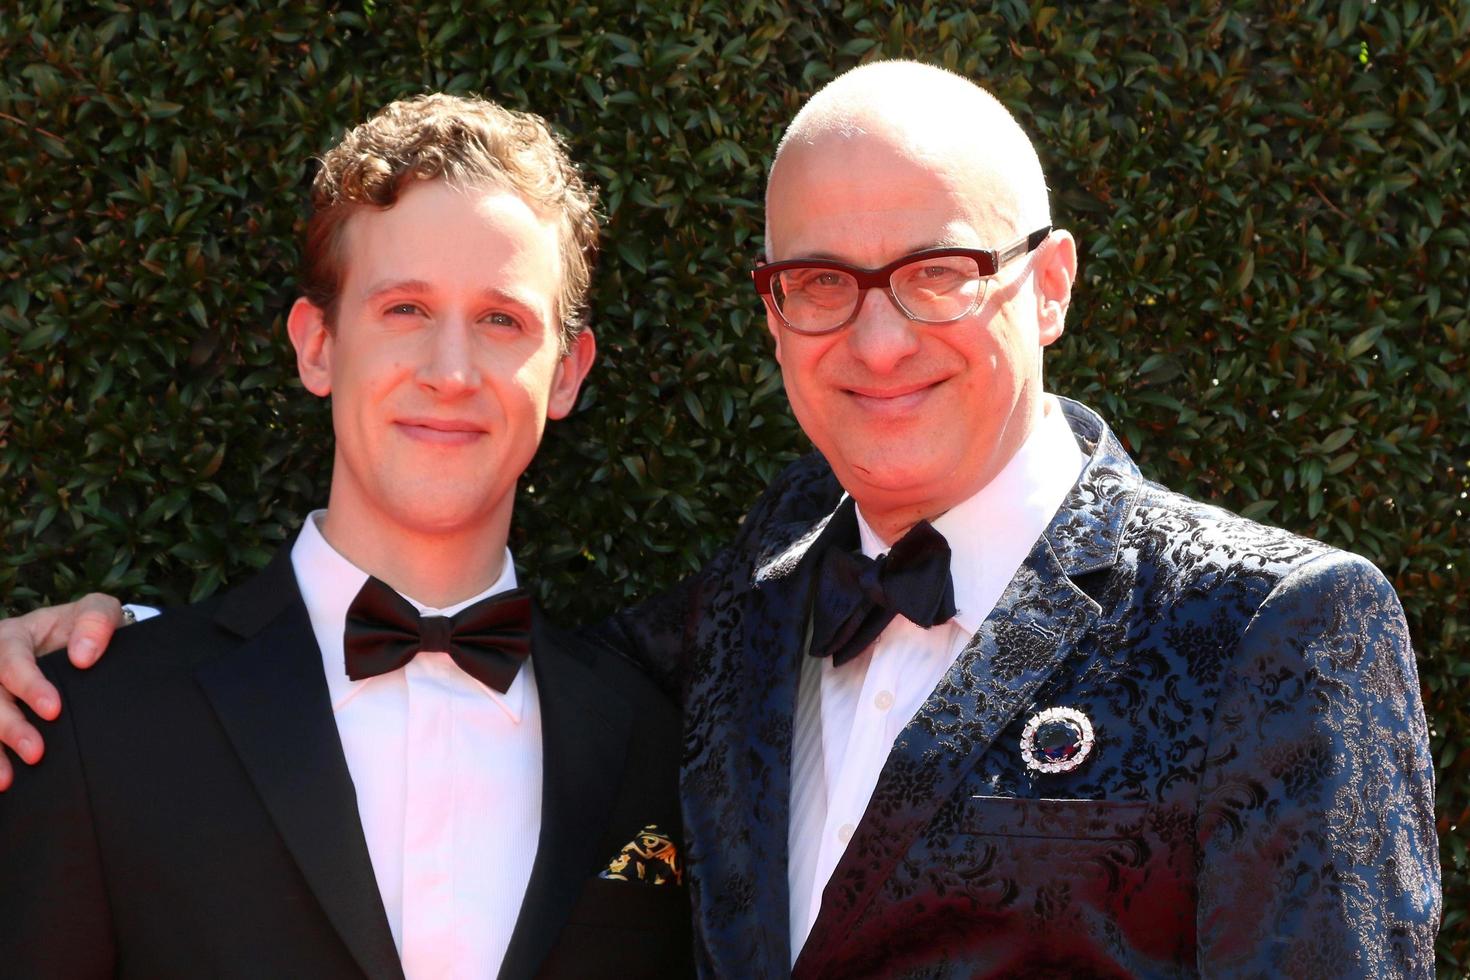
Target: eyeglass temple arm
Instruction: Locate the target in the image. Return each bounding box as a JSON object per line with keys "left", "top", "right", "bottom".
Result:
{"left": 994, "top": 225, "right": 1053, "bottom": 268}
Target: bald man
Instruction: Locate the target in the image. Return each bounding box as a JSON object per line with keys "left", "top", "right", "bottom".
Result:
{"left": 605, "top": 61, "right": 1440, "bottom": 976}
{"left": 0, "top": 62, "right": 1442, "bottom": 977}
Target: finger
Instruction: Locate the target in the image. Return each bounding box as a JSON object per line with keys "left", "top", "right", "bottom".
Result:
{"left": 0, "top": 617, "right": 62, "bottom": 717}
{"left": 67, "top": 593, "right": 126, "bottom": 669}
{"left": 2, "top": 598, "right": 84, "bottom": 661}
{"left": 0, "top": 648, "right": 59, "bottom": 720}
{"left": 0, "top": 752, "right": 11, "bottom": 792}
{"left": 0, "top": 697, "right": 44, "bottom": 765}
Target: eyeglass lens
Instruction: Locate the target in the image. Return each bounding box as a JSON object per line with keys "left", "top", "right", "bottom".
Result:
{"left": 771, "top": 254, "right": 985, "bottom": 333}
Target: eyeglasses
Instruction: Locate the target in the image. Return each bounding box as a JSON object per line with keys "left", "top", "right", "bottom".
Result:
{"left": 751, "top": 226, "right": 1052, "bottom": 336}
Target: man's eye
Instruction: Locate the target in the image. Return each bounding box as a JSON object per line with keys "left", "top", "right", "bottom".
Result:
{"left": 897, "top": 262, "right": 970, "bottom": 291}
{"left": 387, "top": 302, "right": 423, "bottom": 316}
{"left": 485, "top": 311, "right": 520, "bottom": 329}
{"left": 784, "top": 269, "right": 846, "bottom": 291}
{"left": 914, "top": 264, "right": 968, "bottom": 285}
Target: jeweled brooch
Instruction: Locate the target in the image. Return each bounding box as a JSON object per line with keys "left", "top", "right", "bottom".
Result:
{"left": 1020, "top": 706, "right": 1095, "bottom": 774}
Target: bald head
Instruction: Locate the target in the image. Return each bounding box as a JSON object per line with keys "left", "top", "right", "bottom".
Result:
{"left": 757, "top": 60, "right": 1078, "bottom": 539}
{"left": 766, "top": 61, "right": 1051, "bottom": 256}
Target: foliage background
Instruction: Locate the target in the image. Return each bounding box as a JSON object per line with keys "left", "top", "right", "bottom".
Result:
{"left": 2, "top": 0, "right": 1465, "bottom": 966}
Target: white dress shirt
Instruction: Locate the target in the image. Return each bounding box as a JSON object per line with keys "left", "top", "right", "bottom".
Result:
{"left": 291, "top": 513, "right": 544, "bottom": 978}
{"left": 787, "top": 401, "right": 1087, "bottom": 960}
{"left": 133, "top": 517, "right": 542, "bottom": 976}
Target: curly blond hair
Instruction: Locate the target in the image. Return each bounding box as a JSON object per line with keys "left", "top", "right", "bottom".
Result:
{"left": 302, "top": 93, "right": 599, "bottom": 347}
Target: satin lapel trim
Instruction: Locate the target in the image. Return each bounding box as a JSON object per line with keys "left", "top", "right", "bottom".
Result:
{"left": 794, "top": 537, "right": 1096, "bottom": 978}
{"left": 498, "top": 612, "right": 632, "bottom": 980}
{"left": 195, "top": 597, "right": 404, "bottom": 980}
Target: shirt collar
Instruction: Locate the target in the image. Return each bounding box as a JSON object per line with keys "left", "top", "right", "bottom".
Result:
{"left": 855, "top": 398, "right": 1087, "bottom": 636}
{"left": 290, "top": 510, "right": 529, "bottom": 721}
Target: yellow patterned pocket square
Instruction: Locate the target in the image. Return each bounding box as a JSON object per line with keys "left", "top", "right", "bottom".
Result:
{"left": 598, "top": 824, "right": 683, "bottom": 885}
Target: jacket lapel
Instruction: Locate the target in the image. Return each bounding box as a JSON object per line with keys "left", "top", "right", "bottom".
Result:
{"left": 498, "top": 611, "right": 633, "bottom": 980}
{"left": 691, "top": 505, "right": 843, "bottom": 977}
{"left": 195, "top": 547, "right": 404, "bottom": 980}
{"left": 794, "top": 401, "right": 1139, "bottom": 978}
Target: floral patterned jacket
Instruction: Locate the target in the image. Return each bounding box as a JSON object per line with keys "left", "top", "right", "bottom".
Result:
{"left": 605, "top": 397, "right": 1440, "bottom": 979}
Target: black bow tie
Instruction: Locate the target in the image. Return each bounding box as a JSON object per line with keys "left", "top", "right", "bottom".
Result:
{"left": 344, "top": 576, "right": 532, "bottom": 694}
{"left": 808, "top": 502, "right": 957, "bottom": 667}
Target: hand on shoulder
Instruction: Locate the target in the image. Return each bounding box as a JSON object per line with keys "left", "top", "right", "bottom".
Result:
{"left": 0, "top": 594, "right": 128, "bottom": 790}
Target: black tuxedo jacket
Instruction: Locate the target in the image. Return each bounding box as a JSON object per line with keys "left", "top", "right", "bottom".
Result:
{"left": 0, "top": 547, "right": 692, "bottom": 979}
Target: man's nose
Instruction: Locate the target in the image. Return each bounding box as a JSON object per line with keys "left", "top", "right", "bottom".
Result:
{"left": 418, "top": 319, "right": 481, "bottom": 394}
{"left": 845, "top": 287, "right": 921, "bottom": 373}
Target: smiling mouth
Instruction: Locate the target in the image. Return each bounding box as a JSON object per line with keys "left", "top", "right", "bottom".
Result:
{"left": 395, "top": 421, "right": 487, "bottom": 446}
{"left": 843, "top": 379, "right": 943, "bottom": 411}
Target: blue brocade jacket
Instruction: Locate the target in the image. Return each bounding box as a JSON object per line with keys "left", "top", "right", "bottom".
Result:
{"left": 605, "top": 398, "right": 1440, "bottom": 979}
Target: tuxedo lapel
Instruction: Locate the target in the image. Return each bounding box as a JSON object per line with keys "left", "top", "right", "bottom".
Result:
{"left": 498, "top": 611, "right": 633, "bottom": 980}
{"left": 794, "top": 403, "right": 1138, "bottom": 978}
{"left": 195, "top": 549, "right": 404, "bottom": 980}
{"left": 736, "top": 568, "right": 808, "bottom": 971}
{"left": 695, "top": 506, "right": 842, "bottom": 976}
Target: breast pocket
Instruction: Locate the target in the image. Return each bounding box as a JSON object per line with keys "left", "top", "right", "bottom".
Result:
{"left": 542, "top": 877, "right": 695, "bottom": 979}
{"left": 962, "top": 795, "right": 1153, "bottom": 839}
{"left": 562, "top": 875, "right": 692, "bottom": 930}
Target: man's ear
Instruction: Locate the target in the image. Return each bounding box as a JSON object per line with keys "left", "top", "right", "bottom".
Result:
{"left": 546, "top": 328, "right": 597, "bottom": 420}
{"left": 286, "top": 297, "right": 333, "bottom": 397}
{"left": 1036, "top": 229, "right": 1077, "bottom": 348}
{"left": 763, "top": 301, "right": 786, "bottom": 363}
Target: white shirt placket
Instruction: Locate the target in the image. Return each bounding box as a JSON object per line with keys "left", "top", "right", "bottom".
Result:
{"left": 400, "top": 654, "right": 462, "bottom": 972}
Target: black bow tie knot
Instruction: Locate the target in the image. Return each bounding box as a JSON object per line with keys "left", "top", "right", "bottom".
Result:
{"left": 344, "top": 576, "right": 532, "bottom": 694}
{"left": 809, "top": 508, "right": 957, "bottom": 667}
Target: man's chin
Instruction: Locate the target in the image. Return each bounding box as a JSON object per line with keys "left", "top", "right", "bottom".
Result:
{"left": 377, "top": 492, "right": 508, "bottom": 539}
{"left": 838, "top": 457, "right": 958, "bottom": 510}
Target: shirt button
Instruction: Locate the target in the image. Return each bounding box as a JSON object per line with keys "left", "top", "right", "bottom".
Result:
{"left": 837, "top": 823, "right": 855, "bottom": 844}
{"left": 873, "top": 690, "right": 895, "bottom": 711}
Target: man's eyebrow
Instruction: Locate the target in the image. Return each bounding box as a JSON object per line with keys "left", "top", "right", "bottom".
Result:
{"left": 479, "top": 286, "right": 551, "bottom": 320}
{"left": 363, "top": 278, "right": 433, "bottom": 300}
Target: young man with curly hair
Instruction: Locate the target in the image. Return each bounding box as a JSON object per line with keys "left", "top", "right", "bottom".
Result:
{"left": 0, "top": 94, "right": 691, "bottom": 980}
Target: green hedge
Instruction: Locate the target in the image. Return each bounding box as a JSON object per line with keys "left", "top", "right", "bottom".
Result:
{"left": 2, "top": 0, "right": 1464, "bottom": 965}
